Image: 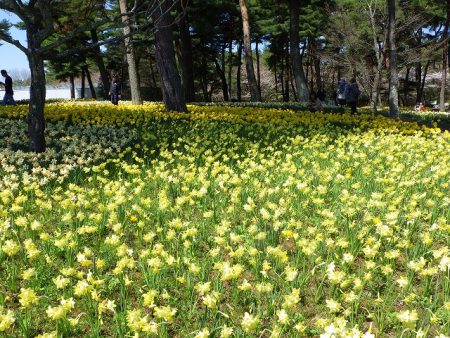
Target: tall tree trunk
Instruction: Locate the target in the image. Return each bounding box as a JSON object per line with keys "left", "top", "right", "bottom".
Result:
{"left": 280, "top": 46, "right": 286, "bottom": 101}
{"left": 289, "top": 0, "right": 309, "bottom": 102}
{"left": 404, "top": 67, "right": 410, "bottom": 105}
{"left": 439, "top": 0, "right": 449, "bottom": 112}
{"left": 387, "top": 0, "right": 399, "bottom": 116}
{"left": 84, "top": 66, "right": 97, "bottom": 100}
{"left": 285, "top": 40, "right": 290, "bottom": 102}
{"left": 90, "top": 29, "right": 110, "bottom": 99}
{"left": 416, "top": 62, "right": 422, "bottom": 102}
{"left": 81, "top": 68, "right": 86, "bottom": 99}
{"left": 216, "top": 46, "right": 229, "bottom": 101}
{"left": 237, "top": 40, "right": 242, "bottom": 101}
{"left": 420, "top": 60, "right": 430, "bottom": 103}
{"left": 313, "top": 40, "right": 321, "bottom": 91}
{"left": 178, "top": 0, "right": 196, "bottom": 102}
{"left": 256, "top": 38, "right": 261, "bottom": 96}
{"left": 368, "top": 4, "right": 383, "bottom": 112}
{"left": 152, "top": 1, "right": 187, "bottom": 112}
{"left": 69, "top": 74, "right": 75, "bottom": 99}
{"left": 274, "top": 58, "right": 278, "bottom": 99}
{"left": 201, "top": 41, "right": 209, "bottom": 101}
{"left": 119, "top": 0, "right": 142, "bottom": 104}
{"left": 148, "top": 53, "right": 158, "bottom": 87}
{"left": 239, "top": 0, "right": 261, "bottom": 101}
{"left": 228, "top": 39, "right": 233, "bottom": 99}
{"left": 28, "top": 52, "right": 46, "bottom": 153}
{"left": 290, "top": 62, "right": 298, "bottom": 101}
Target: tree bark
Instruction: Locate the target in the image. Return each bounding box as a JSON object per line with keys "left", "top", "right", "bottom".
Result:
{"left": 237, "top": 40, "right": 242, "bottom": 101}
{"left": 90, "top": 29, "right": 110, "bottom": 99}
{"left": 289, "top": 0, "right": 309, "bottom": 103}
{"left": 152, "top": 1, "right": 187, "bottom": 112}
{"left": 228, "top": 39, "right": 233, "bottom": 99}
{"left": 119, "top": 0, "right": 142, "bottom": 104}
{"left": 200, "top": 40, "right": 209, "bottom": 101}
{"left": 280, "top": 44, "right": 285, "bottom": 101}
{"left": 256, "top": 38, "right": 261, "bottom": 96}
{"left": 368, "top": 4, "right": 385, "bottom": 113}
{"left": 285, "top": 39, "right": 290, "bottom": 102}
{"left": 239, "top": 0, "right": 261, "bottom": 101}
{"left": 28, "top": 52, "right": 46, "bottom": 153}
{"left": 439, "top": 0, "right": 449, "bottom": 112}
{"left": 404, "top": 67, "right": 410, "bottom": 106}
{"left": 81, "top": 68, "right": 86, "bottom": 99}
{"left": 178, "top": 0, "right": 196, "bottom": 102}
{"left": 415, "top": 62, "right": 422, "bottom": 102}
{"left": 420, "top": 60, "right": 430, "bottom": 103}
{"left": 69, "top": 74, "right": 75, "bottom": 99}
{"left": 84, "top": 66, "right": 97, "bottom": 99}
{"left": 387, "top": 0, "right": 399, "bottom": 116}
{"left": 215, "top": 46, "right": 229, "bottom": 101}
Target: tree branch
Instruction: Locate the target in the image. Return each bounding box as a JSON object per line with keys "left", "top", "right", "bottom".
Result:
{"left": 35, "top": 0, "right": 54, "bottom": 44}
{"left": 37, "top": 4, "right": 147, "bottom": 56}
{"left": 0, "top": 29, "right": 28, "bottom": 54}
{"left": 0, "top": 0, "right": 32, "bottom": 25}
{"left": 45, "top": 22, "right": 154, "bottom": 61}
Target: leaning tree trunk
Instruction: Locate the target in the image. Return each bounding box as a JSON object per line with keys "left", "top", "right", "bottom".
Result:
{"left": 152, "top": 1, "right": 187, "bottom": 112}
{"left": 91, "top": 29, "right": 110, "bottom": 99}
{"left": 387, "top": 0, "right": 399, "bottom": 116}
{"left": 420, "top": 60, "right": 430, "bottom": 103}
{"left": 28, "top": 53, "right": 46, "bottom": 153}
{"left": 239, "top": 0, "right": 261, "bottom": 101}
{"left": 439, "top": 0, "right": 449, "bottom": 112}
{"left": 119, "top": 0, "right": 142, "bottom": 104}
{"left": 289, "top": 0, "right": 309, "bottom": 103}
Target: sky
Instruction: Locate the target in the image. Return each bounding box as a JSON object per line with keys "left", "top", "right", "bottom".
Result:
{"left": 0, "top": 11, "right": 29, "bottom": 72}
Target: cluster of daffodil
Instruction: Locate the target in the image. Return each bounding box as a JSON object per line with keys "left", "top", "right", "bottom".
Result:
{"left": 0, "top": 117, "right": 138, "bottom": 192}
{"left": 0, "top": 102, "right": 449, "bottom": 337}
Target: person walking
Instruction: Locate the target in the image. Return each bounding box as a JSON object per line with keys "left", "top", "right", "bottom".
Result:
{"left": 109, "top": 76, "right": 121, "bottom": 105}
{"left": 344, "top": 78, "right": 361, "bottom": 114}
{"left": 336, "top": 79, "right": 346, "bottom": 106}
{"left": 0, "top": 70, "right": 16, "bottom": 105}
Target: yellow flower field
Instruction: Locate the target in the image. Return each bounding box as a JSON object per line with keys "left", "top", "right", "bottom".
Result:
{"left": 0, "top": 102, "right": 449, "bottom": 337}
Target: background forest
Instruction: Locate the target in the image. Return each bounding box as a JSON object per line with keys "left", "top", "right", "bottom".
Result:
{"left": 43, "top": 0, "right": 450, "bottom": 110}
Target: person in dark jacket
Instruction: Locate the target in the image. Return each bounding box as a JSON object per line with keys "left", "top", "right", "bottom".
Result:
{"left": 109, "top": 76, "right": 121, "bottom": 105}
{"left": 344, "top": 78, "right": 360, "bottom": 114}
{"left": 0, "top": 70, "right": 16, "bottom": 105}
{"left": 336, "top": 79, "right": 346, "bottom": 106}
